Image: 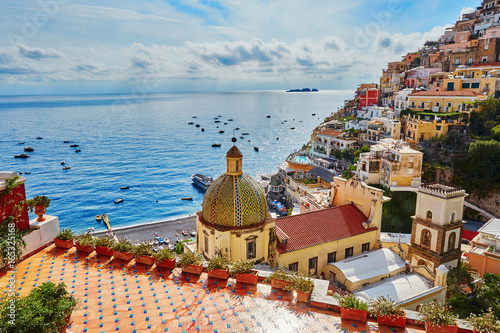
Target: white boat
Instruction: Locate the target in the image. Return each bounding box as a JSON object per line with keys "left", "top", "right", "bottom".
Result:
{"left": 114, "top": 198, "right": 123, "bottom": 204}
{"left": 191, "top": 174, "right": 213, "bottom": 191}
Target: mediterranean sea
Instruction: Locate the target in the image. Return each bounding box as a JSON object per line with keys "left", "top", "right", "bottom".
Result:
{"left": 0, "top": 90, "right": 352, "bottom": 231}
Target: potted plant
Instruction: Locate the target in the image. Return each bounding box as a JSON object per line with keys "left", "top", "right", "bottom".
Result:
{"left": 131, "top": 242, "right": 156, "bottom": 266}
{"left": 26, "top": 195, "right": 51, "bottom": 222}
{"left": 369, "top": 295, "right": 406, "bottom": 328}
{"left": 75, "top": 231, "right": 95, "bottom": 253}
{"left": 418, "top": 302, "right": 459, "bottom": 333}
{"left": 230, "top": 260, "right": 258, "bottom": 285}
{"left": 334, "top": 293, "right": 369, "bottom": 322}
{"left": 467, "top": 308, "right": 500, "bottom": 333}
{"left": 178, "top": 252, "right": 204, "bottom": 275}
{"left": 112, "top": 238, "right": 134, "bottom": 261}
{"left": 54, "top": 228, "right": 75, "bottom": 249}
{"left": 94, "top": 235, "right": 115, "bottom": 257}
{"left": 266, "top": 268, "right": 296, "bottom": 290}
{"left": 207, "top": 255, "right": 230, "bottom": 280}
{"left": 286, "top": 273, "right": 314, "bottom": 302}
{"left": 0, "top": 282, "right": 78, "bottom": 333}
{"left": 153, "top": 248, "right": 176, "bottom": 269}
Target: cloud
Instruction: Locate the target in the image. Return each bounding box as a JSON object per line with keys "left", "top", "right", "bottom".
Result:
{"left": 459, "top": 7, "right": 475, "bottom": 19}
{"left": 0, "top": 67, "right": 34, "bottom": 75}
{"left": 18, "top": 44, "right": 62, "bottom": 60}
{"left": 67, "top": 5, "right": 182, "bottom": 23}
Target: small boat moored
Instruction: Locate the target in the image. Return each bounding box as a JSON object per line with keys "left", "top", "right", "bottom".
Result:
{"left": 18, "top": 142, "right": 25, "bottom": 144}
{"left": 14, "top": 153, "right": 30, "bottom": 158}
{"left": 242, "top": 132, "right": 249, "bottom": 135}
{"left": 63, "top": 140, "right": 70, "bottom": 143}
{"left": 266, "top": 115, "right": 271, "bottom": 118}
{"left": 95, "top": 215, "right": 102, "bottom": 221}
{"left": 36, "top": 137, "right": 43, "bottom": 140}
{"left": 211, "top": 143, "right": 221, "bottom": 147}
{"left": 190, "top": 230, "right": 196, "bottom": 236}
{"left": 75, "top": 149, "right": 81, "bottom": 152}
{"left": 61, "top": 161, "right": 65, "bottom": 165}
{"left": 191, "top": 174, "right": 213, "bottom": 191}
{"left": 70, "top": 144, "right": 79, "bottom": 147}
{"left": 181, "top": 197, "right": 193, "bottom": 201}
{"left": 63, "top": 166, "right": 71, "bottom": 170}
{"left": 195, "top": 124, "right": 200, "bottom": 127}
{"left": 188, "top": 122, "right": 194, "bottom": 125}
{"left": 114, "top": 198, "right": 123, "bottom": 204}
{"left": 24, "top": 147, "right": 34, "bottom": 152}
{"left": 219, "top": 130, "right": 224, "bottom": 133}
{"left": 254, "top": 147, "right": 259, "bottom": 151}
{"left": 120, "top": 186, "right": 130, "bottom": 190}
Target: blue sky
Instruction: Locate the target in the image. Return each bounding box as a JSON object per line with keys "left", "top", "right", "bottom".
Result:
{"left": 0, "top": 0, "right": 476, "bottom": 95}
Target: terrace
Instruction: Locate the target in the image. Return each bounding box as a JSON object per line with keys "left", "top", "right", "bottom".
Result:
{"left": 0, "top": 245, "right": 429, "bottom": 333}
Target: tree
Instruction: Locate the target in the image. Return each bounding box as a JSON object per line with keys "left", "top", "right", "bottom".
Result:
{"left": 447, "top": 261, "right": 476, "bottom": 295}
{"left": 476, "top": 273, "right": 500, "bottom": 319}
{"left": 361, "top": 145, "right": 370, "bottom": 152}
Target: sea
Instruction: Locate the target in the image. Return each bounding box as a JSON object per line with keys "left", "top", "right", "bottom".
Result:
{"left": 0, "top": 90, "right": 352, "bottom": 231}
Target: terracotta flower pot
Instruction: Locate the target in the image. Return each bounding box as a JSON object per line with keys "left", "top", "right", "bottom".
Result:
{"left": 208, "top": 268, "right": 230, "bottom": 280}
{"left": 95, "top": 246, "right": 114, "bottom": 257}
{"left": 377, "top": 314, "right": 406, "bottom": 328}
{"left": 113, "top": 250, "right": 133, "bottom": 261}
{"left": 271, "top": 278, "right": 292, "bottom": 290}
{"left": 157, "top": 258, "right": 176, "bottom": 269}
{"left": 182, "top": 263, "right": 204, "bottom": 275}
{"left": 58, "top": 314, "right": 72, "bottom": 333}
{"left": 425, "top": 322, "right": 458, "bottom": 333}
{"left": 340, "top": 308, "right": 368, "bottom": 322}
{"left": 236, "top": 271, "right": 259, "bottom": 285}
{"left": 295, "top": 290, "right": 311, "bottom": 302}
{"left": 34, "top": 205, "right": 46, "bottom": 222}
{"left": 135, "top": 255, "right": 156, "bottom": 266}
{"left": 54, "top": 238, "right": 74, "bottom": 249}
{"left": 75, "top": 242, "right": 94, "bottom": 253}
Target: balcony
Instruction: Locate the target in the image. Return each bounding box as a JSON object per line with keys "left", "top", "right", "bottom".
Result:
{"left": 432, "top": 106, "right": 440, "bottom": 112}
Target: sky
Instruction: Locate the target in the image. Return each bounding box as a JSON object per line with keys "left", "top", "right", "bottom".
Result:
{"left": 0, "top": 0, "right": 478, "bottom": 95}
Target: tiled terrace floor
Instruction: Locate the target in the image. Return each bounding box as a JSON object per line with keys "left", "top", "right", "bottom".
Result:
{"left": 1, "top": 245, "right": 426, "bottom": 333}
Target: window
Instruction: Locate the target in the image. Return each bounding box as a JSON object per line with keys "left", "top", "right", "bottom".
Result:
{"left": 462, "top": 82, "right": 470, "bottom": 89}
{"left": 437, "top": 126, "right": 441, "bottom": 131}
{"left": 327, "top": 251, "right": 336, "bottom": 263}
{"left": 345, "top": 247, "right": 354, "bottom": 258}
{"left": 455, "top": 58, "right": 460, "bottom": 65}
{"left": 289, "top": 262, "right": 298, "bottom": 272}
{"left": 468, "top": 57, "right": 473, "bottom": 64}
{"left": 426, "top": 210, "right": 433, "bottom": 221}
{"left": 482, "top": 56, "right": 488, "bottom": 62}
{"left": 362, "top": 243, "right": 370, "bottom": 252}
{"left": 448, "top": 232, "right": 457, "bottom": 251}
{"left": 308, "top": 257, "right": 318, "bottom": 276}
{"left": 246, "top": 238, "right": 256, "bottom": 259}
{"left": 236, "top": 161, "right": 239, "bottom": 171}
{"left": 435, "top": 102, "right": 440, "bottom": 107}
{"left": 410, "top": 101, "right": 415, "bottom": 108}
{"left": 408, "top": 168, "right": 413, "bottom": 175}
{"left": 421, "top": 229, "right": 431, "bottom": 248}
{"left": 420, "top": 102, "right": 425, "bottom": 108}
{"left": 471, "top": 82, "right": 480, "bottom": 89}
{"left": 447, "top": 102, "right": 452, "bottom": 108}
{"left": 450, "top": 212, "right": 456, "bottom": 222}
{"left": 204, "top": 233, "right": 209, "bottom": 253}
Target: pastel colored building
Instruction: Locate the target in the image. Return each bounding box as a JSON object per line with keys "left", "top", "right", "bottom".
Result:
{"left": 310, "top": 129, "right": 356, "bottom": 158}
{"left": 443, "top": 63, "right": 500, "bottom": 95}
{"left": 466, "top": 218, "right": 500, "bottom": 277}
{"left": 0, "top": 172, "right": 29, "bottom": 232}
{"left": 365, "top": 115, "right": 401, "bottom": 143}
{"left": 358, "top": 88, "right": 379, "bottom": 109}
{"left": 407, "top": 90, "right": 479, "bottom": 113}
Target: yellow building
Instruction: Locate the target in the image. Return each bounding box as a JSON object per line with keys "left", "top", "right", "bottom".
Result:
{"left": 407, "top": 90, "right": 479, "bottom": 113}
{"left": 196, "top": 144, "right": 276, "bottom": 265}
{"left": 275, "top": 178, "right": 390, "bottom": 276}
{"left": 442, "top": 65, "right": 500, "bottom": 96}
{"left": 404, "top": 112, "right": 466, "bottom": 147}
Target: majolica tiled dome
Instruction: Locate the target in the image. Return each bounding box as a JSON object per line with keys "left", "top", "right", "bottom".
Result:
{"left": 201, "top": 146, "right": 267, "bottom": 228}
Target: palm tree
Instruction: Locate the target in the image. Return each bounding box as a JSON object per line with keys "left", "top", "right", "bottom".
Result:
{"left": 447, "top": 260, "right": 476, "bottom": 295}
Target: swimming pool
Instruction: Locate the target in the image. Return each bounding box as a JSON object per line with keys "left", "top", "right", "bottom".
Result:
{"left": 290, "top": 155, "right": 313, "bottom": 165}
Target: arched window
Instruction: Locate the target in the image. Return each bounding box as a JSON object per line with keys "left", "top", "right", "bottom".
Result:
{"left": 426, "top": 210, "right": 433, "bottom": 221}
{"left": 450, "top": 212, "right": 456, "bottom": 223}
{"left": 448, "top": 232, "right": 456, "bottom": 251}
{"left": 421, "top": 229, "right": 431, "bottom": 248}
{"left": 417, "top": 259, "right": 426, "bottom": 266}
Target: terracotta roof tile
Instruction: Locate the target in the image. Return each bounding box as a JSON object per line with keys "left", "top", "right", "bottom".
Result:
{"left": 275, "top": 204, "right": 376, "bottom": 254}
{"left": 409, "top": 91, "right": 477, "bottom": 97}
{"left": 318, "top": 129, "right": 342, "bottom": 137}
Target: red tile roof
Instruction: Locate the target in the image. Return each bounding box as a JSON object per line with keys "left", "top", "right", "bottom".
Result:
{"left": 409, "top": 91, "right": 477, "bottom": 97}
{"left": 318, "top": 129, "right": 342, "bottom": 137}
{"left": 275, "top": 204, "right": 376, "bottom": 254}
{"left": 470, "top": 62, "right": 500, "bottom": 68}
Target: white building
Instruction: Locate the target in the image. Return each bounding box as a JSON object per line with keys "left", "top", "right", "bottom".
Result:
{"left": 394, "top": 89, "right": 414, "bottom": 116}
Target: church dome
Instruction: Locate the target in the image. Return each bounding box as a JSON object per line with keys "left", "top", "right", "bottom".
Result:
{"left": 201, "top": 145, "right": 267, "bottom": 229}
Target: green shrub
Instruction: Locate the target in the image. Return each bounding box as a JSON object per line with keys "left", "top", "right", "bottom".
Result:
{"left": 75, "top": 231, "right": 95, "bottom": 247}
{"left": 467, "top": 308, "right": 500, "bottom": 333}
{"left": 152, "top": 248, "right": 175, "bottom": 261}
{"left": 178, "top": 252, "right": 203, "bottom": 268}
{"left": 334, "top": 293, "right": 368, "bottom": 310}
{"left": 207, "top": 255, "right": 230, "bottom": 271}
{"left": 418, "top": 302, "right": 458, "bottom": 326}
{"left": 368, "top": 295, "right": 404, "bottom": 318}
{"left": 55, "top": 228, "right": 75, "bottom": 241}
{"left": 265, "top": 268, "right": 296, "bottom": 282}
{"left": 286, "top": 274, "right": 314, "bottom": 292}
{"left": 94, "top": 235, "right": 115, "bottom": 248}
{"left": 112, "top": 238, "right": 133, "bottom": 252}
{"left": 230, "top": 260, "right": 255, "bottom": 276}
{"left": 25, "top": 195, "right": 51, "bottom": 212}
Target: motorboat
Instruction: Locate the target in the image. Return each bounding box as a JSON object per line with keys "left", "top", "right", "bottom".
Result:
{"left": 63, "top": 166, "right": 70, "bottom": 170}
{"left": 24, "top": 171, "right": 31, "bottom": 174}
{"left": 19, "top": 171, "right": 23, "bottom": 174}
{"left": 192, "top": 116, "right": 197, "bottom": 118}
{"left": 290, "top": 127, "right": 295, "bottom": 130}
{"left": 266, "top": 115, "right": 271, "bottom": 118}
{"left": 312, "top": 113, "right": 316, "bottom": 116}
{"left": 215, "top": 120, "right": 220, "bottom": 123}
{"left": 201, "top": 128, "right": 205, "bottom": 132}
{"left": 254, "top": 147, "right": 259, "bottom": 152}
{"left": 211, "top": 143, "right": 221, "bottom": 147}
{"left": 242, "top": 132, "right": 249, "bottom": 135}
{"left": 24, "top": 147, "right": 34, "bottom": 152}
{"left": 120, "top": 186, "right": 130, "bottom": 189}
{"left": 188, "top": 122, "right": 194, "bottom": 125}
{"left": 18, "top": 142, "right": 25, "bottom": 144}
{"left": 235, "top": 127, "right": 240, "bottom": 130}
{"left": 70, "top": 144, "right": 79, "bottom": 147}
{"left": 63, "top": 140, "right": 70, "bottom": 143}
{"left": 191, "top": 174, "right": 213, "bottom": 191}
{"left": 36, "top": 137, "right": 43, "bottom": 139}
{"left": 190, "top": 230, "right": 196, "bottom": 237}
{"left": 95, "top": 215, "right": 101, "bottom": 221}
{"left": 181, "top": 197, "right": 193, "bottom": 200}
{"left": 61, "top": 161, "right": 65, "bottom": 165}
{"left": 195, "top": 124, "right": 200, "bottom": 127}
{"left": 182, "top": 230, "right": 188, "bottom": 236}
{"left": 224, "top": 122, "right": 227, "bottom": 125}
{"left": 219, "top": 130, "right": 224, "bottom": 133}
{"left": 75, "top": 149, "right": 81, "bottom": 152}
{"left": 14, "top": 153, "right": 30, "bottom": 158}
{"left": 228, "top": 119, "right": 233, "bottom": 121}
{"left": 114, "top": 198, "right": 123, "bottom": 204}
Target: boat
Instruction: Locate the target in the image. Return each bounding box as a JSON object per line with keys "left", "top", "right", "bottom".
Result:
{"left": 120, "top": 186, "right": 130, "bottom": 190}
{"left": 276, "top": 137, "right": 279, "bottom": 140}
{"left": 191, "top": 174, "right": 213, "bottom": 191}
{"left": 215, "top": 120, "right": 220, "bottom": 123}
{"left": 18, "top": 142, "right": 25, "bottom": 144}
{"left": 192, "top": 116, "right": 197, "bottom": 118}
{"left": 228, "top": 119, "right": 233, "bottom": 121}
{"left": 311, "top": 113, "right": 316, "bottom": 116}
{"left": 242, "top": 132, "right": 249, "bottom": 135}
{"left": 181, "top": 197, "right": 193, "bottom": 200}
{"left": 24, "top": 171, "right": 31, "bottom": 174}
{"left": 190, "top": 230, "right": 196, "bottom": 236}
{"left": 36, "top": 137, "right": 43, "bottom": 139}
{"left": 235, "top": 127, "right": 240, "bottom": 130}
{"left": 254, "top": 147, "right": 259, "bottom": 151}
{"left": 195, "top": 124, "right": 200, "bottom": 127}
{"left": 188, "top": 122, "right": 194, "bottom": 125}
{"left": 219, "top": 130, "right": 224, "bottom": 133}
{"left": 266, "top": 115, "right": 271, "bottom": 118}
{"left": 95, "top": 215, "right": 101, "bottom": 221}
{"left": 290, "top": 127, "right": 295, "bottom": 130}
{"left": 23, "top": 147, "right": 34, "bottom": 152}
{"left": 211, "top": 143, "right": 221, "bottom": 147}
{"left": 224, "top": 122, "right": 227, "bottom": 125}
{"left": 61, "top": 161, "right": 65, "bottom": 165}
{"left": 114, "top": 198, "right": 123, "bottom": 204}
{"left": 182, "top": 230, "right": 188, "bottom": 236}
{"left": 14, "top": 154, "right": 30, "bottom": 158}
{"left": 201, "top": 128, "right": 205, "bottom": 132}
{"left": 70, "top": 144, "right": 79, "bottom": 147}
{"left": 63, "top": 140, "right": 70, "bottom": 143}
{"left": 63, "top": 166, "right": 70, "bottom": 170}
{"left": 19, "top": 171, "right": 23, "bottom": 175}
{"left": 75, "top": 149, "right": 81, "bottom": 152}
